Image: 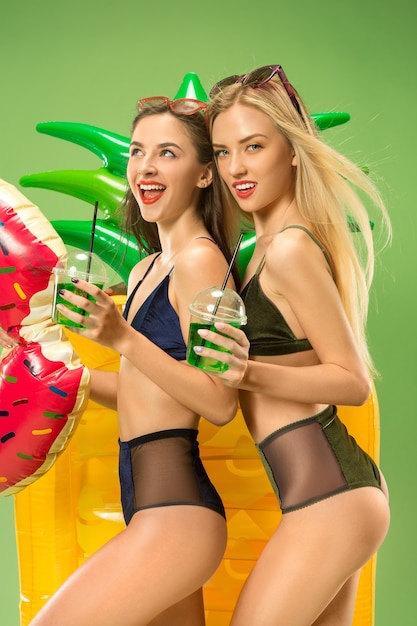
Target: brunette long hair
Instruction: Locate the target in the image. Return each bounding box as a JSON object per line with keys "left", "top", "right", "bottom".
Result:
{"left": 119, "top": 104, "right": 240, "bottom": 285}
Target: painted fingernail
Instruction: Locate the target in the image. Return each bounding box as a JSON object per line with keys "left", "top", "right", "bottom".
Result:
{"left": 58, "top": 289, "right": 65, "bottom": 295}
{"left": 71, "top": 277, "right": 79, "bottom": 284}
{"left": 194, "top": 346, "right": 203, "bottom": 354}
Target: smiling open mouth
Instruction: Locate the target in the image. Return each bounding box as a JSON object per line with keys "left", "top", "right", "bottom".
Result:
{"left": 234, "top": 182, "right": 256, "bottom": 198}
{"left": 139, "top": 184, "right": 166, "bottom": 204}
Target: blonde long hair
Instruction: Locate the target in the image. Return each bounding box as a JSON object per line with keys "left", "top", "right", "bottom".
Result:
{"left": 207, "top": 79, "right": 391, "bottom": 374}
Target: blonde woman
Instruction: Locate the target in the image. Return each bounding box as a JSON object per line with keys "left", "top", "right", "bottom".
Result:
{"left": 194, "top": 65, "right": 391, "bottom": 625}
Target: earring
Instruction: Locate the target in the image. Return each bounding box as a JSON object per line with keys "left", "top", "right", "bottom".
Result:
{"left": 201, "top": 181, "right": 206, "bottom": 187}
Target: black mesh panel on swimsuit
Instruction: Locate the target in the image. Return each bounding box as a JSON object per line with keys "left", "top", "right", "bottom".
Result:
{"left": 259, "top": 418, "right": 349, "bottom": 512}
{"left": 129, "top": 434, "right": 205, "bottom": 509}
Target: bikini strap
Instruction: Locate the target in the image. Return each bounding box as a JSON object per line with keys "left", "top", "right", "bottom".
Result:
{"left": 128, "top": 253, "right": 162, "bottom": 300}
{"left": 196, "top": 235, "right": 217, "bottom": 245}
{"left": 141, "top": 252, "right": 162, "bottom": 280}
{"left": 281, "top": 225, "right": 335, "bottom": 279}
{"left": 255, "top": 256, "right": 266, "bottom": 276}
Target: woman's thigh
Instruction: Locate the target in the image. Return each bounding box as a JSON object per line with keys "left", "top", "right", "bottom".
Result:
{"left": 231, "top": 487, "right": 389, "bottom": 626}
{"left": 149, "top": 590, "right": 205, "bottom": 626}
{"left": 30, "top": 506, "right": 227, "bottom": 626}
{"left": 311, "top": 571, "right": 361, "bottom": 626}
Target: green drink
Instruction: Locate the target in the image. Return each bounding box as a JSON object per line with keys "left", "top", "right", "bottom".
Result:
{"left": 187, "top": 321, "right": 242, "bottom": 373}
{"left": 51, "top": 250, "right": 107, "bottom": 328}
{"left": 186, "top": 287, "right": 247, "bottom": 373}
{"left": 52, "top": 281, "right": 104, "bottom": 327}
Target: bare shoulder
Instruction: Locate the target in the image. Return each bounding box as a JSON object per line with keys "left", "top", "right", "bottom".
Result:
{"left": 265, "top": 227, "right": 332, "bottom": 290}
{"left": 175, "top": 238, "right": 228, "bottom": 282}
{"left": 173, "top": 239, "right": 233, "bottom": 307}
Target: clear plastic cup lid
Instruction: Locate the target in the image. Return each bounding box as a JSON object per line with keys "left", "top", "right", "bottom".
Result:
{"left": 52, "top": 251, "right": 108, "bottom": 283}
{"left": 189, "top": 286, "right": 247, "bottom": 324}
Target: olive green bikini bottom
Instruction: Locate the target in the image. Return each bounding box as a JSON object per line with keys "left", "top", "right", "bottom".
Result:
{"left": 256, "top": 405, "right": 381, "bottom": 514}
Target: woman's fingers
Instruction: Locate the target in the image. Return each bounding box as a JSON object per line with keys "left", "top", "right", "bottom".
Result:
{"left": 193, "top": 322, "right": 249, "bottom": 387}
{"left": 0, "top": 327, "right": 19, "bottom": 349}
{"left": 196, "top": 322, "right": 248, "bottom": 352}
{"left": 55, "top": 279, "right": 108, "bottom": 323}
{"left": 55, "top": 279, "right": 127, "bottom": 349}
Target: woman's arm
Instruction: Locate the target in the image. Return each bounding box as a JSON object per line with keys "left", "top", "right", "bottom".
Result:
{"left": 1, "top": 325, "right": 120, "bottom": 410}
{"left": 55, "top": 244, "right": 238, "bottom": 425}
{"left": 89, "top": 369, "right": 118, "bottom": 411}
{"left": 195, "top": 232, "right": 371, "bottom": 407}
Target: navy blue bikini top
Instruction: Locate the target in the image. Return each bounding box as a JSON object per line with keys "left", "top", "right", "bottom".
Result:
{"left": 241, "top": 225, "right": 334, "bottom": 357}
{"left": 123, "top": 254, "right": 186, "bottom": 361}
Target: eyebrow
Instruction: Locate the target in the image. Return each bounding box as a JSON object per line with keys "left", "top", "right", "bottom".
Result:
{"left": 130, "top": 140, "right": 184, "bottom": 152}
{"left": 212, "top": 133, "right": 269, "bottom": 148}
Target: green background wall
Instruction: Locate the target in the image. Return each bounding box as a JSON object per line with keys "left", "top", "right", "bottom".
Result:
{"left": 1, "top": 1, "right": 415, "bottom": 623}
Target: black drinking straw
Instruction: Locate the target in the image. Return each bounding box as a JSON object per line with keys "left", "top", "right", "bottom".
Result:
{"left": 86, "top": 200, "right": 99, "bottom": 279}
{"left": 212, "top": 233, "right": 243, "bottom": 317}
{"left": 194, "top": 233, "right": 243, "bottom": 367}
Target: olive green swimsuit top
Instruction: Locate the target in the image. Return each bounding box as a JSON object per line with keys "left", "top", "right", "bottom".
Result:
{"left": 240, "top": 225, "right": 334, "bottom": 357}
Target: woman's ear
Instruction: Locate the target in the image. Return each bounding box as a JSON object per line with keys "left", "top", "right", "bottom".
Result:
{"left": 198, "top": 163, "right": 213, "bottom": 188}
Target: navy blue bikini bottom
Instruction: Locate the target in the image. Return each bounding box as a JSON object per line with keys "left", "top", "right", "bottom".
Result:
{"left": 119, "top": 427, "right": 225, "bottom": 525}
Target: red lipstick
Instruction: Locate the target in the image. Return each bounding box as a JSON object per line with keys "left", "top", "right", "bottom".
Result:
{"left": 232, "top": 180, "right": 256, "bottom": 199}
{"left": 138, "top": 180, "right": 166, "bottom": 205}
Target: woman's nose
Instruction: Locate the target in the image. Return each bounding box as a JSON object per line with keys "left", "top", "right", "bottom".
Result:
{"left": 229, "top": 152, "right": 246, "bottom": 177}
{"left": 137, "top": 154, "right": 157, "bottom": 176}
{"left": 139, "top": 164, "right": 157, "bottom": 177}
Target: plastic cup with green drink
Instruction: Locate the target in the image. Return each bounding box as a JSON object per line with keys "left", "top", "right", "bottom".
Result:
{"left": 51, "top": 250, "right": 108, "bottom": 328}
{"left": 186, "top": 286, "right": 247, "bottom": 373}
